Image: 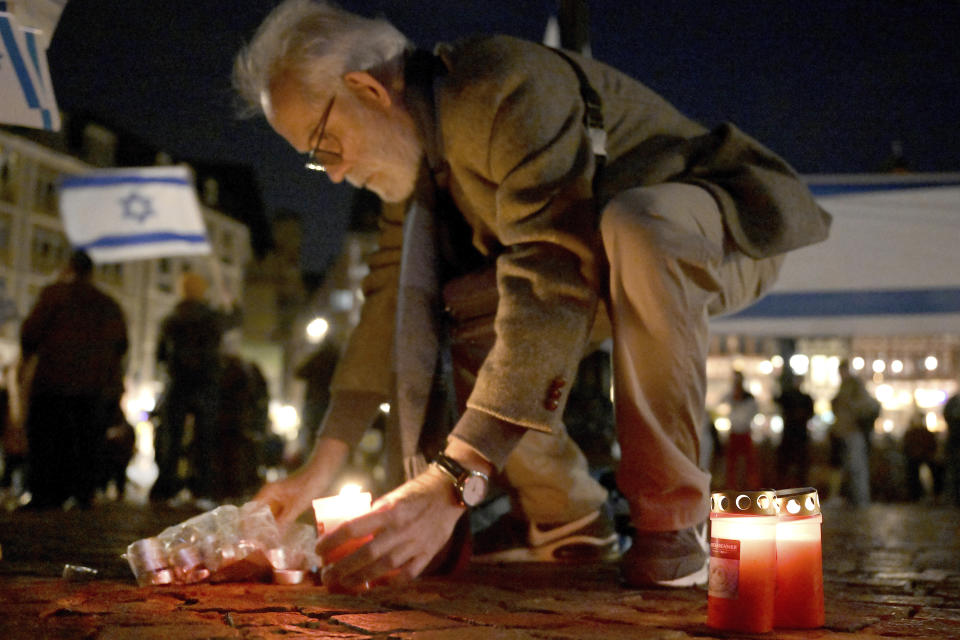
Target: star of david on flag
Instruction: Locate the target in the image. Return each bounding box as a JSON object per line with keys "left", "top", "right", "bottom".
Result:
{"left": 59, "top": 166, "right": 212, "bottom": 263}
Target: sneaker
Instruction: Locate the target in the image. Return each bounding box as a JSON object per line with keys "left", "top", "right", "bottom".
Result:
{"left": 472, "top": 506, "right": 620, "bottom": 563}
{"left": 620, "top": 522, "right": 708, "bottom": 588}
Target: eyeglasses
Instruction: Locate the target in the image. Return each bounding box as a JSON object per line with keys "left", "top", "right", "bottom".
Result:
{"left": 304, "top": 95, "right": 342, "bottom": 172}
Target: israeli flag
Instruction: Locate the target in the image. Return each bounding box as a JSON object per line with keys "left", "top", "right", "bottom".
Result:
{"left": 0, "top": 10, "right": 60, "bottom": 131}
{"left": 59, "top": 166, "right": 212, "bottom": 264}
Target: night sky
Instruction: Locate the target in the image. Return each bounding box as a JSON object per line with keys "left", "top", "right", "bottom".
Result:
{"left": 45, "top": 1, "right": 960, "bottom": 275}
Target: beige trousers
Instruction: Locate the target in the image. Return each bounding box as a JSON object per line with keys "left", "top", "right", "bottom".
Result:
{"left": 504, "top": 182, "right": 783, "bottom": 531}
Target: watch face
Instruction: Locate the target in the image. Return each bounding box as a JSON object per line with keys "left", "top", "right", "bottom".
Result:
{"left": 461, "top": 474, "right": 487, "bottom": 507}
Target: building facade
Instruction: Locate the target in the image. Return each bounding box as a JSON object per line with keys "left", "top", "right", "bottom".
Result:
{"left": 0, "top": 128, "right": 251, "bottom": 420}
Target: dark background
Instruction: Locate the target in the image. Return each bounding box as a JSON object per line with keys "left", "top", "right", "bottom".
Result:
{"left": 45, "top": 1, "right": 960, "bottom": 277}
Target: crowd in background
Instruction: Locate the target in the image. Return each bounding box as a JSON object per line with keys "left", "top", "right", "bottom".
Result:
{"left": 0, "top": 253, "right": 958, "bottom": 512}
{"left": 0, "top": 253, "right": 277, "bottom": 511}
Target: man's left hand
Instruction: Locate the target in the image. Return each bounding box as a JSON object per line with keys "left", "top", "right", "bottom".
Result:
{"left": 316, "top": 466, "right": 464, "bottom": 591}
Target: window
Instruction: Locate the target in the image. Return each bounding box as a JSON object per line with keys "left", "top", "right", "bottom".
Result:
{"left": 30, "top": 226, "right": 69, "bottom": 275}
{"left": 156, "top": 258, "right": 174, "bottom": 293}
{"left": 0, "top": 212, "right": 12, "bottom": 266}
{"left": 0, "top": 145, "right": 21, "bottom": 205}
{"left": 34, "top": 165, "right": 60, "bottom": 215}
{"left": 96, "top": 262, "right": 124, "bottom": 287}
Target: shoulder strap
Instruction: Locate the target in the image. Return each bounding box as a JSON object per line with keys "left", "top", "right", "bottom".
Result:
{"left": 548, "top": 47, "right": 606, "bottom": 197}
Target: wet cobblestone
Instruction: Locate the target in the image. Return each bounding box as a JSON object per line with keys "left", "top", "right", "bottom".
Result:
{"left": 1, "top": 502, "right": 958, "bottom": 639}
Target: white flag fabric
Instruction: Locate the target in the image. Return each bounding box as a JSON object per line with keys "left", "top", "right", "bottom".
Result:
{"left": 59, "top": 166, "right": 212, "bottom": 264}
{"left": 0, "top": 10, "right": 60, "bottom": 130}
{"left": 4, "top": 0, "right": 70, "bottom": 49}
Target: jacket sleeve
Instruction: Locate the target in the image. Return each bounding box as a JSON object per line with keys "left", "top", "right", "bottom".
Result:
{"left": 441, "top": 41, "right": 601, "bottom": 433}
{"left": 328, "top": 199, "right": 405, "bottom": 400}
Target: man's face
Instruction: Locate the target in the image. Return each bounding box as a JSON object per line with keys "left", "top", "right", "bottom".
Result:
{"left": 263, "top": 74, "right": 423, "bottom": 203}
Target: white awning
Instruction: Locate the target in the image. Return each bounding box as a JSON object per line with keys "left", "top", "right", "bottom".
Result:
{"left": 710, "top": 173, "right": 960, "bottom": 336}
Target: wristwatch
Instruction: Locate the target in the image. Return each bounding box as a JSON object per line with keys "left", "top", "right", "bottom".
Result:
{"left": 432, "top": 452, "right": 489, "bottom": 507}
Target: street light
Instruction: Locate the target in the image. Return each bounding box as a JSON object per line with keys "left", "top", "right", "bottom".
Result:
{"left": 306, "top": 316, "right": 329, "bottom": 344}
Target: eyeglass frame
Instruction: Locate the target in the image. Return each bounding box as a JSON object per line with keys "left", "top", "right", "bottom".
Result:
{"left": 304, "top": 95, "right": 341, "bottom": 172}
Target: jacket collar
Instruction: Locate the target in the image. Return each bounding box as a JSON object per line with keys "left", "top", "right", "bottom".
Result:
{"left": 403, "top": 48, "right": 446, "bottom": 176}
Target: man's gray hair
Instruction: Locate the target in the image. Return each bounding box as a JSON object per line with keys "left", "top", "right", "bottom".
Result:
{"left": 233, "top": 0, "right": 411, "bottom": 115}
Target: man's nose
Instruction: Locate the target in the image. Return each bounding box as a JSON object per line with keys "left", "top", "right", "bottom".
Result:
{"left": 324, "top": 163, "right": 348, "bottom": 183}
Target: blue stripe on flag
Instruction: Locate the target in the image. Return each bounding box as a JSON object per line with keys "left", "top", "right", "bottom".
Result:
{"left": 0, "top": 15, "right": 40, "bottom": 108}
{"left": 78, "top": 232, "right": 209, "bottom": 250}
{"left": 809, "top": 181, "right": 960, "bottom": 197}
{"left": 61, "top": 175, "right": 191, "bottom": 189}
{"left": 22, "top": 29, "right": 52, "bottom": 130}
{"left": 731, "top": 288, "right": 960, "bottom": 318}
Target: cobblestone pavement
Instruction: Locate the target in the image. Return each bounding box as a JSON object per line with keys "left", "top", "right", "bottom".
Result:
{"left": 1, "top": 502, "right": 958, "bottom": 639}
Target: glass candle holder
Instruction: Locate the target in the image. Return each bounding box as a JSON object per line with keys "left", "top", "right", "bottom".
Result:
{"left": 774, "top": 487, "right": 825, "bottom": 629}
{"left": 312, "top": 485, "right": 373, "bottom": 564}
{"left": 708, "top": 490, "right": 778, "bottom": 634}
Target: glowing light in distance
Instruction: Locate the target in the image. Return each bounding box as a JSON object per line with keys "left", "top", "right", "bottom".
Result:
{"left": 789, "top": 354, "right": 809, "bottom": 376}
{"left": 915, "top": 388, "right": 947, "bottom": 409}
{"left": 306, "top": 317, "right": 330, "bottom": 343}
{"left": 770, "top": 415, "right": 783, "bottom": 434}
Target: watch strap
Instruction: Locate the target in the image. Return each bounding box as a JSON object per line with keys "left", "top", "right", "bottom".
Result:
{"left": 432, "top": 452, "right": 488, "bottom": 507}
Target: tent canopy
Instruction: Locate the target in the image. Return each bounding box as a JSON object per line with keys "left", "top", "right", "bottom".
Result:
{"left": 710, "top": 173, "right": 960, "bottom": 337}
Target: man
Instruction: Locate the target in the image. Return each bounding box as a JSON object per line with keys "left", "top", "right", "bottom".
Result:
{"left": 943, "top": 390, "right": 960, "bottom": 507}
{"left": 151, "top": 272, "right": 240, "bottom": 504}
{"left": 234, "top": 0, "right": 830, "bottom": 591}
{"left": 830, "top": 359, "right": 879, "bottom": 507}
{"left": 775, "top": 369, "right": 815, "bottom": 488}
{"left": 724, "top": 369, "right": 759, "bottom": 488}
{"left": 20, "top": 250, "right": 128, "bottom": 508}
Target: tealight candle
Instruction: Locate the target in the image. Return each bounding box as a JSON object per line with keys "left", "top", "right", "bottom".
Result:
{"left": 774, "top": 487, "right": 825, "bottom": 629}
{"left": 312, "top": 484, "right": 373, "bottom": 564}
{"left": 708, "top": 490, "right": 778, "bottom": 634}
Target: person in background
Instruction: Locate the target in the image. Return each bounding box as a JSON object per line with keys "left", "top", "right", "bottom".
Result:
{"left": 19, "top": 250, "right": 128, "bottom": 509}
{"left": 0, "top": 362, "right": 28, "bottom": 504}
{"left": 724, "top": 370, "right": 760, "bottom": 488}
{"left": 233, "top": 0, "right": 830, "bottom": 592}
{"left": 830, "top": 359, "right": 879, "bottom": 507}
{"left": 775, "top": 369, "right": 815, "bottom": 488}
{"left": 902, "top": 410, "right": 941, "bottom": 503}
{"left": 150, "top": 272, "right": 240, "bottom": 505}
{"left": 942, "top": 390, "right": 960, "bottom": 506}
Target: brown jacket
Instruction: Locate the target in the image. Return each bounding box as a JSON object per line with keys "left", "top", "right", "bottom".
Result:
{"left": 20, "top": 278, "right": 128, "bottom": 399}
{"left": 326, "top": 35, "right": 830, "bottom": 458}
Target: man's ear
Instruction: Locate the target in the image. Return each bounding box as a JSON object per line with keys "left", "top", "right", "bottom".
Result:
{"left": 343, "top": 71, "right": 392, "bottom": 109}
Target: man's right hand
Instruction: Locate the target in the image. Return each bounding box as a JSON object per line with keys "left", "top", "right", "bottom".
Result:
{"left": 254, "top": 474, "right": 317, "bottom": 531}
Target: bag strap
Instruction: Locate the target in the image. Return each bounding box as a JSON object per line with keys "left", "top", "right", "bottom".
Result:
{"left": 549, "top": 47, "right": 607, "bottom": 194}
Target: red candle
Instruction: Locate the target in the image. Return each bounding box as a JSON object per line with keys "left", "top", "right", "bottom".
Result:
{"left": 774, "top": 488, "right": 825, "bottom": 629}
{"left": 708, "top": 490, "right": 778, "bottom": 634}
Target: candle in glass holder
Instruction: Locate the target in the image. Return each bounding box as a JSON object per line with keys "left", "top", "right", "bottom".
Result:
{"left": 312, "top": 484, "right": 373, "bottom": 564}
{"left": 708, "top": 490, "right": 778, "bottom": 634}
{"left": 774, "top": 487, "right": 824, "bottom": 629}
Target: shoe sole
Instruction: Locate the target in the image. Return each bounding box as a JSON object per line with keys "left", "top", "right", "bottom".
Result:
{"left": 473, "top": 533, "right": 620, "bottom": 564}
{"left": 653, "top": 561, "right": 708, "bottom": 588}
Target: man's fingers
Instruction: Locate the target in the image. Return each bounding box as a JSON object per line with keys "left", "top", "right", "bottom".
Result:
{"left": 316, "top": 508, "right": 392, "bottom": 557}
{"left": 324, "top": 537, "right": 420, "bottom": 590}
